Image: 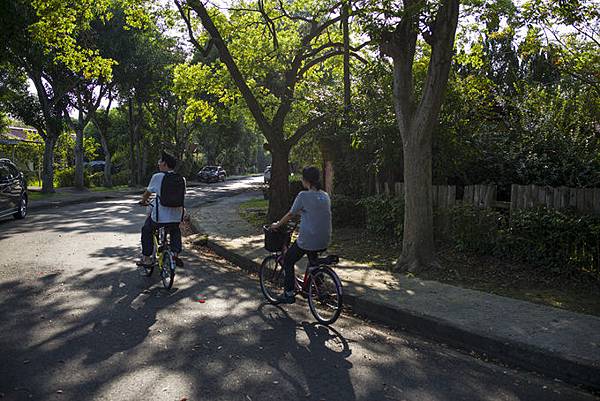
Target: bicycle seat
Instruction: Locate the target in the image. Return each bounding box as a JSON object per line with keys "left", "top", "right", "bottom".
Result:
{"left": 155, "top": 222, "right": 180, "bottom": 228}
{"left": 308, "top": 254, "right": 340, "bottom": 267}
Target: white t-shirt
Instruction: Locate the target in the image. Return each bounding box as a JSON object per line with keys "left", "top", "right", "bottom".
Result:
{"left": 147, "top": 172, "right": 185, "bottom": 223}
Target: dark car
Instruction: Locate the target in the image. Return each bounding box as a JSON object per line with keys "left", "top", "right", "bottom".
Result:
{"left": 0, "top": 158, "right": 27, "bottom": 220}
{"left": 84, "top": 160, "right": 118, "bottom": 174}
{"left": 197, "top": 166, "right": 226, "bottom": 183}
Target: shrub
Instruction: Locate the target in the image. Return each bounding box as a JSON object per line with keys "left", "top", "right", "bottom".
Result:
{"left": 441, "top": 204, "right": 600, "bottom": 278}
{"left": 331, "top": 195, "right": 365, "bottom": 228}
{"left": 357, "top": 195, "right": 404, "bottom": 239}
{"left": 54, "top": 167, "right": 93, "bottom": 188}
{"left": 289, "top": 177, "right": 304, "bottom": 203}
{"left": 441, "top": 204, "right": 506, "bottom": 253}
{"left": 54, "top": 167, "right": 75, "bottom": 187}
{"left": 88, "top": 172, "right": 104, "bottom": 187}
{"left": 506, "top": 207, "right": 600, "bottom": 275}
{"left": 111, "top": 170, "right": 131, "bottom": 186}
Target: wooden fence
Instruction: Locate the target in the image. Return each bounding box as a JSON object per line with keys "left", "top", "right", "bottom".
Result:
{"left": 375, "top": 182, "right": 600, "bottom": 214}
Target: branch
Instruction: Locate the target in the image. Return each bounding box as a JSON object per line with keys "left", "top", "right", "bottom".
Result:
{"left": 286, "top": 114, "right": 329, "bottom": 147}
{"left": 276, "top": 0, "right": 314, "bottom": 23}
{"left": 297, "top": 50, "right": 345, "bottom": 77}
{"left": 187, "top": 0, "right": 272, "bottom": 136}
{"left": 175, "top": 0, "right": 214, "bottom": 57}
{"left": 258, "top": 0, "right": 278, "bottom": 50}
{"left": 413, "top": 0, "right": 459, "bottom": 133}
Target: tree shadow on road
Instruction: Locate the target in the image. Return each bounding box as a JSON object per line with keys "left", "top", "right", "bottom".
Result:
{"left": 0, "top": 204, "right": 597, "bottom": 401}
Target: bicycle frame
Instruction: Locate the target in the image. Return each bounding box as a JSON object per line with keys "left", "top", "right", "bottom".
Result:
{"left": 274, "top": 237, "right": 319, "bottom": 295}
{"left": 152, "top": 226, "right": 169, "bottom": 271}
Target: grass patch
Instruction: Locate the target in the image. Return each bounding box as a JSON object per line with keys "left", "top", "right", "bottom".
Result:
{"left": 28, "top": 192, "right": 61, "bottom": 201}
{"left": 239, "top": 198, "right": 269, "bottom": 227}
{"left": 90, "top": 185, "right": 129, "bottom": 192}
{"left": 28, "top": 185, "right": 134, "bottom": 202}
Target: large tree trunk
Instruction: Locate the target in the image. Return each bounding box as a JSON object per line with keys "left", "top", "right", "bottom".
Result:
{"left": 141, "top": 140, "right": 148, "bottom": 182}
{"left": 381, "top": 0, "right": 459, "bottom": 273}
{"left": 397, "top": 130, "right": 436, "bottom": 271}
{"left": 99, "top": 132, "right": 112, "bottom": 187}
{"left": 267, "top": 142, "right": 291, "bottom": 222}
{"left": 74, "top": 110, "right": 85, "bottom": 189}
{"left": 127, "top": 98, "right": 137, "bottom": 186}
{"left": 41, "top": 135, "right": 57, "bottom": 193}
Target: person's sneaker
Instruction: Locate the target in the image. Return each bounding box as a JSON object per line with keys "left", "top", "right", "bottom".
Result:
{"left": 136, "top": 255, "right": 153, "bottom": 267}
{"left": 276, "top": 291, "right": 296, "bottom": 304}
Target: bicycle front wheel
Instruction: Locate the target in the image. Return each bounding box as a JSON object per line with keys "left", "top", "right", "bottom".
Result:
{"left": 143, "top": 262, "right": 154, "bottom": 277}
{"left": 308, "top": 267, "right": 343, "bottom": 325}
{"left": 161, "top": 251, "right": 176, "bottom": 289}
{"left": 260, "top": 255, "right": 284, "bottom": 304}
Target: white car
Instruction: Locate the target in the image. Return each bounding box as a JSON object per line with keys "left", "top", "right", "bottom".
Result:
{"left": 263, "top": 165, "right": 271, "bottom": 184}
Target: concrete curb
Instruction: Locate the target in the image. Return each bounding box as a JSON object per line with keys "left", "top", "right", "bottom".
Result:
{"left": 188, "top": 214, "right": 600, "bottom": 392}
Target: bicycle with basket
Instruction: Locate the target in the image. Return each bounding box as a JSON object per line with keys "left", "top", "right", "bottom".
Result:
{"left": 259, "top": 222, "right": 343, "bottom": 325}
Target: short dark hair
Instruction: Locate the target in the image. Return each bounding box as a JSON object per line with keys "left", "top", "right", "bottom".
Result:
{"left": 302, "top": 166, "right": 321, "bottom": 189}
{"left": 161, "top": 151, "right": 177, "bottom": 169}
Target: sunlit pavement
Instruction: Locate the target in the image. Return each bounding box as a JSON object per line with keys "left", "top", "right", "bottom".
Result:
{"left": 0, "top": 178, "right": 598, "bottom": 401}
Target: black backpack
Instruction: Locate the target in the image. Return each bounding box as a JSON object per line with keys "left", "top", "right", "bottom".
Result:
{"left": 160, "top": 172, "right": 185, "bottom": 207}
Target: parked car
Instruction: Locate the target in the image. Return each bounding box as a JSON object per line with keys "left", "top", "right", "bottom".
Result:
{"left": 264, "top": 165, "right": 271, "bottom": 184}
{"left": 0, "top": 158, "right": 27, "bottom": 220}
{"left": 197, "top": 166, "right": 227, "bottom": 183}
{"left": 84, "top": 160, "right": 118, "bottom": 174}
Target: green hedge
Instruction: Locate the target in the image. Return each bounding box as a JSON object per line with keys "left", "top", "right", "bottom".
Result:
{"left": 332, "top": 195, "right": 600, "bottom": 277}
{"left": 437, "top": 205, "right": 600, "bottom": 277}
{"left": 331, "top": 195, "right": 365, "bottom": 228}
{"left": 504, "top": 208, "right": 600, "bottom": 275}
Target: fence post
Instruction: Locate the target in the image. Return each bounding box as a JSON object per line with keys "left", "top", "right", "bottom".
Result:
{"left": 438, "top": 185, "right": 448, "bottom": 209}
{"left": 584, "top": 188, "right": 595, "bottom": 212}
{"left": 464, "top": 186, "right": 473, "bottom": 205}
{"left": 594, "top": 188, "right": 600, "bottom": 214}
{"left": 447, "top": 186, "right": 456, "bottom": 207}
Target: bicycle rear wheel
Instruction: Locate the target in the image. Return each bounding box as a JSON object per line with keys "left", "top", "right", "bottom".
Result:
{"left": 260, "top": 255, "right": 284, "bottom": 304}
{"left": 161, "top": 251, "right": 176, "bottom": 289}
{"left": 308, "top": 267, "right": 343, "bottom": 325}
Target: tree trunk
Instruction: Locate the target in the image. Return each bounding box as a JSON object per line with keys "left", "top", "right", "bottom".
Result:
{"left": 267, "top": 142, "right": 291, "bottom": 222}
{"left": 141, "top": 140, "right": 148, "bottom": 182}
{"left": 41, "top": 135, "right": 57, "bottom": 193}
{"left": 99, "top": 132, "right": 112, "bottom": 187}
{"left": 135, "top": 102, "right": 144, "bottom": 185}
{"left": 74, "top": 111, "right": 85, "bottom": 189}
{"left": 396, "top": 131, "right": 437, "bottom": 271}
{"left": 128, "top": 98, "right": 136, "bottom": 186}
{"left": 381, "top": 0, "right": 459, "bottom": 273}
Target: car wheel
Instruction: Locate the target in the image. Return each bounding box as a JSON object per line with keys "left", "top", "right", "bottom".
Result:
{"left": 13, "top": 194, "right": 27, "bottom": 220}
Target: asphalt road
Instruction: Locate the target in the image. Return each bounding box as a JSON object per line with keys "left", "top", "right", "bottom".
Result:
{"left": 0, "top": 177, "right": 598, "bottom": 401}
